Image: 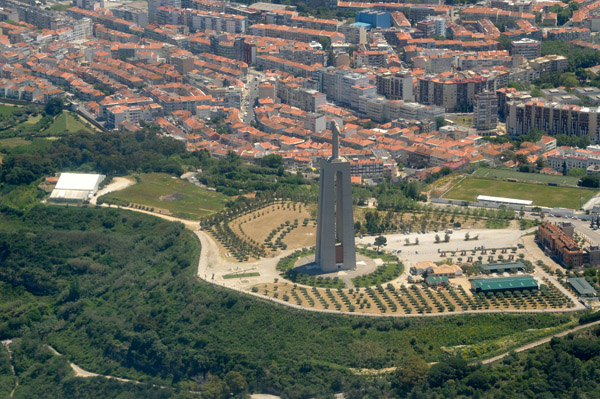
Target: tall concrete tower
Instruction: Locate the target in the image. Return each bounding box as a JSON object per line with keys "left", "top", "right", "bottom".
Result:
{"left": 315, "top": 121, "right": 356, "bottom": 272}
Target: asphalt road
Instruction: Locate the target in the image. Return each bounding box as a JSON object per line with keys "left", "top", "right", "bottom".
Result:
{"left": 243, "top": 71, "right": 263, "bottom": 124}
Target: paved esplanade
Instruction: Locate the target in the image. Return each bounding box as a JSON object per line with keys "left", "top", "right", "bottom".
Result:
{"left": 315, "top": 121, "right": 356, "bottom": 272}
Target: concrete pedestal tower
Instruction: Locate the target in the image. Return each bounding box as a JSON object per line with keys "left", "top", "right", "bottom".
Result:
{"left": 315, "top": 121, "right": 356, "bottom": 272}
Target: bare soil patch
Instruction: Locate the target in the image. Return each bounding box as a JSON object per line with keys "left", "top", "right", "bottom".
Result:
{"left": 160, "top": 192, "right": 185, "bottom": 202}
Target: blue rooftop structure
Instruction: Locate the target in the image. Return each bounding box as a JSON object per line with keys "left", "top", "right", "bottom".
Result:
{"left": 351, "top": 22, "right": 371, "bottom": 29}
{"left": 356, "top": 10, "right": 390, "bottom": 30}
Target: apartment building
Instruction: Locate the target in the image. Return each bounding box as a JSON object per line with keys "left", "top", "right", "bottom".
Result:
{"left": 278, "top": 44, "right": 327, "bottom": 66}
{"left": 112, "top": 4, "right": 149, "bottom": 27}
{"left": 148, "top": 0, "right": 180, "bottom": 24}
{"left": 490, "top": 0, "right": 533, "bottom": 13}
{"left": 338, "top": 23, "right": 367, "bottom": 44}
{"left": 99, "top": 96, "right": 155, "bottom": 119}
{"left": 349, "top": 158, "right": 384, "bottom": 178}
{"left": 546, "top": 27, "right": 591, "bottom": 41}
{"left": 106, "top": 103, "right": 162, "bottom": 129}
{"left": 537, "top": 222, "right": 584, "bottom": 268}
{"left": 291, "top": 15, "right": 341, "bottom": 32}
{"left": 256, "top": 54, "right": 315, "bottom": 77}
{"left": 315, "top": 67, "right": 372, "bottom": 107}
{"left": 418, "top": 71, "right": 506, "bottom": 112}
{"left": 146, "top": 83, "right": 212, "bottom": 114}
{"left": 249, "top": 24, "right": 344, "bottom": 44}
{"left": 375, "top": 71, "right": 414, "bottom": 101}
{"left": 413, "top": 53, "right": 452, "bottom": 73}
{"left": 460, "top": 7, "right": 536, "bottom": 23}
{"left": 510, "top": 38, "right": 540, "bottom": 60}
{"left": 353, "top": 50, "right": 387, "bottom": 68}
{"left": 473, "top": 91, "right": 498, "bottom": 132}
{"left": 547, "top": 147, "right": 600, "bottom": 173}
{"left": 155, "top": 7, "right": 247, "bottom": 34}
{"left": 507, "top": 100, "right": 600, "bottom": 142}
{"left": 529, "top": 55, "right": 568, "bottom": 75}
{"left": 416, "top": 18, "right": 436, "bottom": 37}
{"left": 277, "top": 84, "right": 326, "bottom": 113}
{"left": 456, "top": 51, "right": 513, "bottom": 71}
{"left": 417, "top": 16, "right": 446, "bottom": 37}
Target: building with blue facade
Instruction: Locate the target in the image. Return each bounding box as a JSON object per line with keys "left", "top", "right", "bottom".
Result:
{"left": 355, "top": 10, "right": 391, "bottom": 30}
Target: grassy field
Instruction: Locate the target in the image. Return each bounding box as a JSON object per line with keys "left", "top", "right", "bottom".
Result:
{"left": 473, "top": 167, "right": 581, "bottom": 186}
{"left": 0, "top": 137, "right": 31, "bottom": 148}
{"left": 101, "top": 173, "right": 227, "bottom": 220}
{"left": 44, "top": 112, "right": 93, "bottom": 135}
{"left": 223, "top": 272, "right": 260, "bottom": 279}
{"left": 443, "top": 177, "right": 596, "bottom": 209}
{"left": 0, "top": 104, "right": 19, "bottom": 116}
{"left": 448, "top": 114, "right": 473, "bottom": 127}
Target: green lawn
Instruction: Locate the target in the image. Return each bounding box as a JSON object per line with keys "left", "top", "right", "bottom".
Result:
{"left": 223, "top": 272, "right": 260, "bottom": 279}
{"left": 0, "top": 104, "right": 19, "bottom": 116}
{"left": 43, "top": 112, "right": 93, "bottom": 135}
{"left": 473, "top": 167, "right": 581, "bottom": 186}
{"left": 101, "top": 173, "right": 227, "bottom": 220}
{"left": 448, "top": 114, "right": 473, "bottom": 127}
{"left": 50, "top": 3, "right": 70, "bottom": 11}
{"left": 444, "top": 177, "right": 597, "bottom": 209}
{"left": 0, "top": 137, "right": 31, "bottom": 148}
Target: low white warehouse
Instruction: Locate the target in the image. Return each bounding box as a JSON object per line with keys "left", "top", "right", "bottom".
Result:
{"left": 49, "top": 172, "right": 106, "bottom": 203}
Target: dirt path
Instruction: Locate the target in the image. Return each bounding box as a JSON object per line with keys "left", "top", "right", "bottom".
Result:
{"left": 1, "top": 340, "right": 17, "bottom": 398}
{"left": 95, "top": 206, "right": 583, "bottom": 318}
{"left": 195, "top": 229, "right": 295, "bottom": 287}
{"left": 480, "top": 319, "right": 600, "bottom": 365}
{"left": 99, "top": 203, "right": 200, "bottom": 230}
{"left": 46, "top": 344, "right": 139, "bottom": 382}
{"left": 90, "top": 177, "right": 136, "bottom": 205}
{"left": 195, "top": 229, "right": 221, "bottom": 280}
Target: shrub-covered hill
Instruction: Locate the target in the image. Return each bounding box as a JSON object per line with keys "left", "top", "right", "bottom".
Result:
{"left": 0, "top": 206, "right": 576, "bottom": 398}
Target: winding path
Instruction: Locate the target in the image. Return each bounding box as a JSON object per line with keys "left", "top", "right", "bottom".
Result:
{"left": 1, "top": 340, "right": 17, "bottom": 398}
{"left": 90, "top": 177, "right": 136, "bottom": 205}
{"left": 96, "top": 178, "right": 584, "bottom": 316}
{"left": 46, "top": 345, "right": 138, "bottom": 382}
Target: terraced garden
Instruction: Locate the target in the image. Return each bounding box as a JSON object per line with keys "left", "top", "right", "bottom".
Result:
{"left": 203, "top": 200, "right": 314, "bottom": 262}
{"left": 253, "top": 278, "right": 575, "bottom": 315}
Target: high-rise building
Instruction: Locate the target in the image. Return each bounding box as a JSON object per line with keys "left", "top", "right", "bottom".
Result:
{"left": 315, "top": 122, "right": 356, "bottom": 272}
{"left": 473, "top": 91, "right": 498, "bottom": 132}
{"left": 375, "top": 71, "right": 414, "bottom": 101}
{"left": 432, "top": 16, "right": 446, "bottom": 37}
{"left": 417, "top": 71, "right": 506, "bottom": 112}
{"left": 417, "top": 17, "right": 446, "bottom": 38}
{"left": 416, "top": 19, "right": 436, "bottom": 37}
{"left": 510, "top": 38, "right": 541, "bottom": 60}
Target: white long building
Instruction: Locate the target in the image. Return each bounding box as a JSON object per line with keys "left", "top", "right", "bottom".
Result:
{"left": 50, "top": 173, "right": 106, "bottom": 202}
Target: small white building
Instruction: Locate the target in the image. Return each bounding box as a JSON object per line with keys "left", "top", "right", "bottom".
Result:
{"left": 49, "top": 172, "right": 106, "bottom": 203}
